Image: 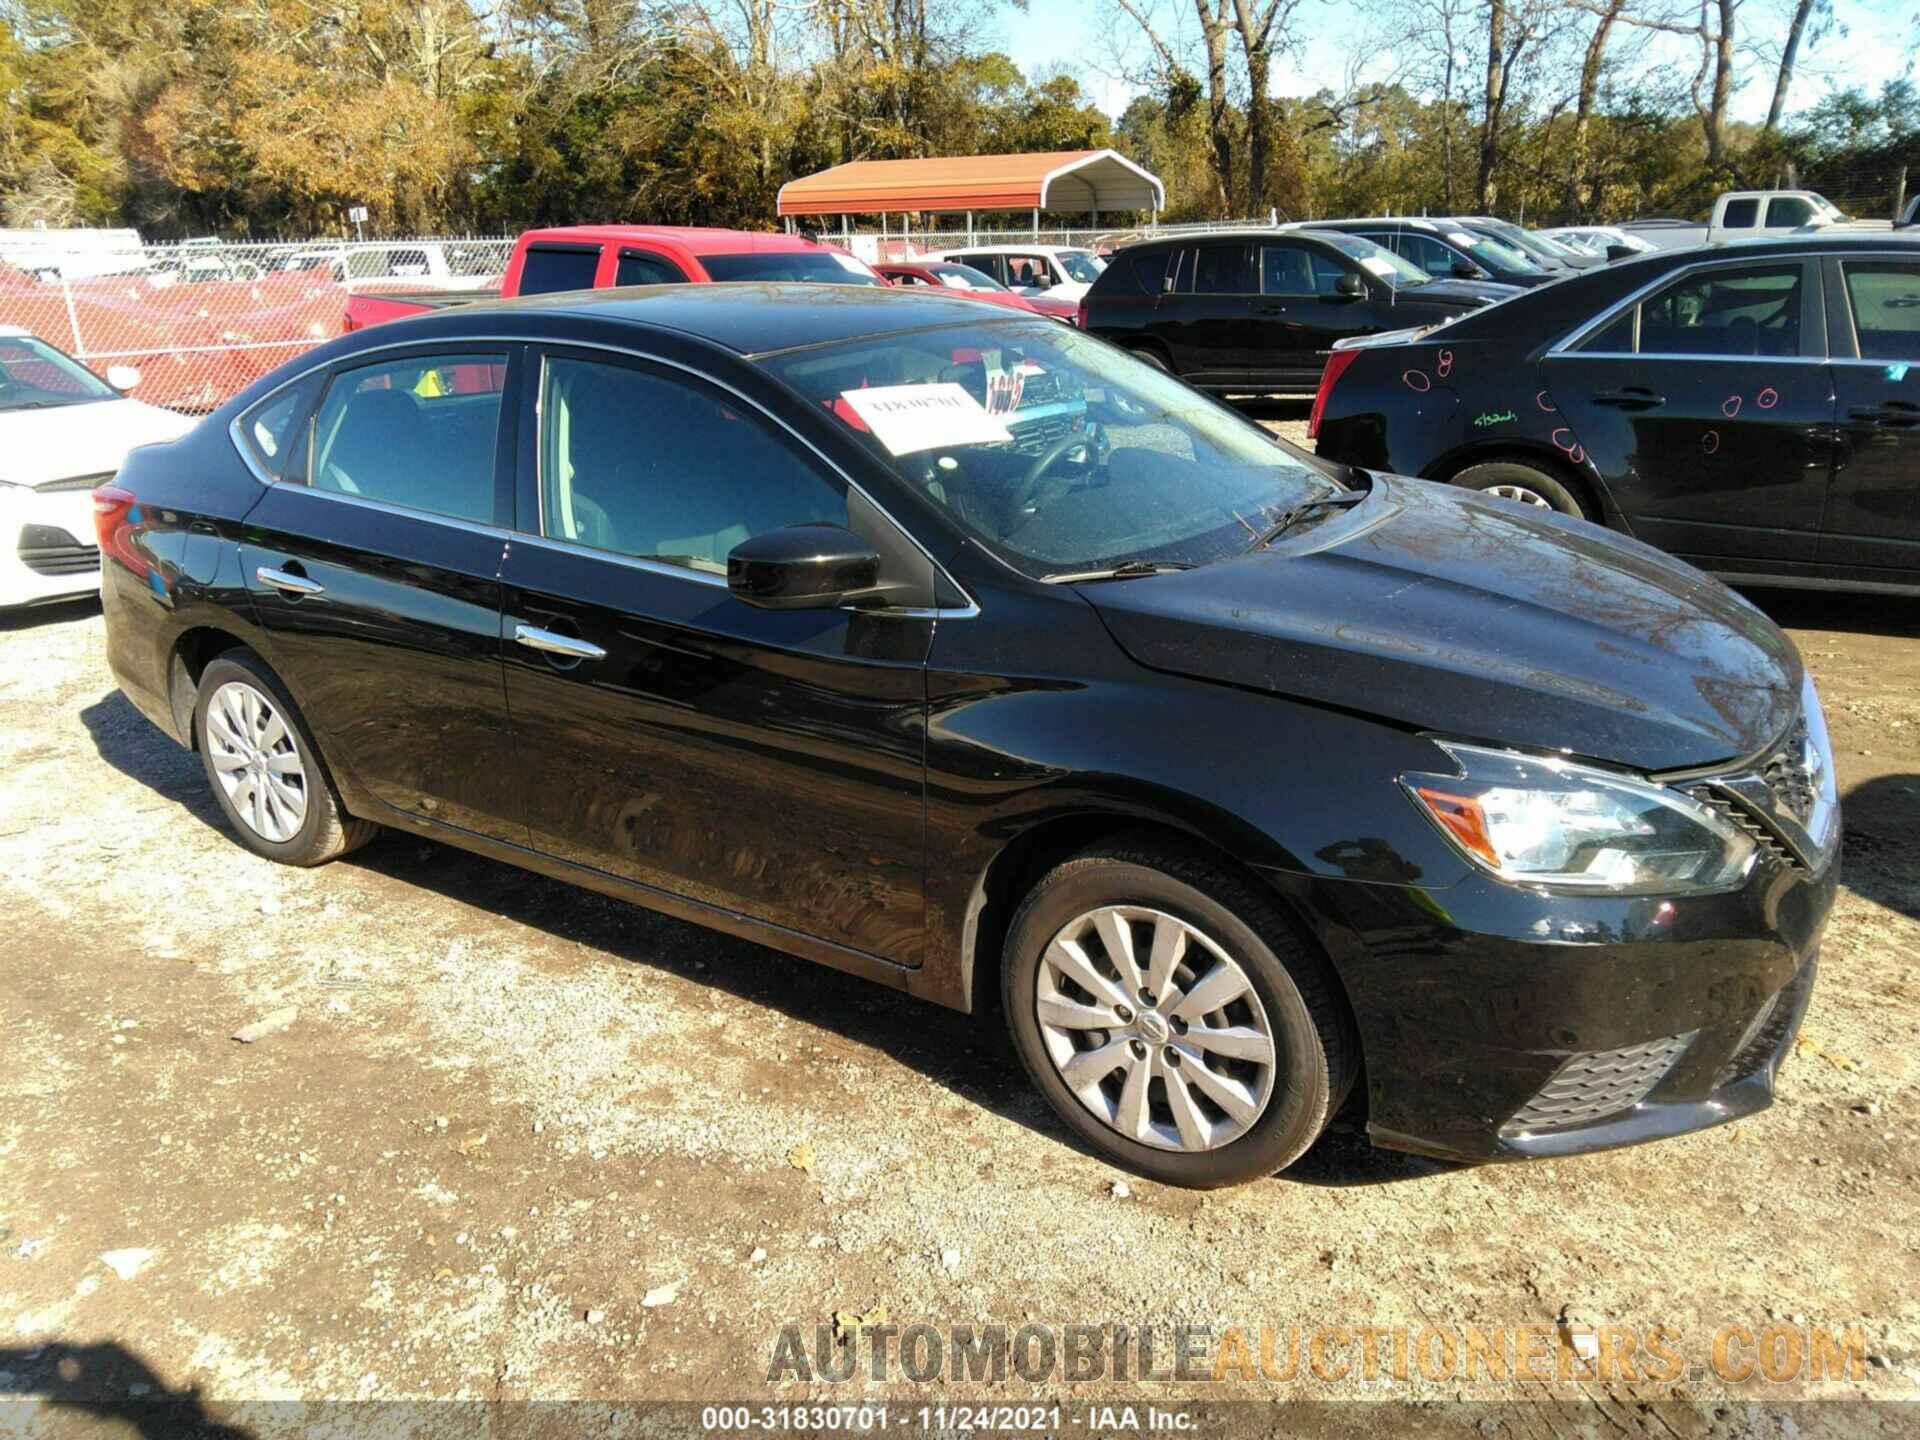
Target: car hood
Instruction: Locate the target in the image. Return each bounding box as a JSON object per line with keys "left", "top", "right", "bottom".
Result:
{"left": 1082, "top": 476, "right": 1800, "bottom": 773}
{"left": 1, "top": 398, "right": 195, "bottom": 485}
{"left": 1400, "top": 277, "right": 1521, "bottom": 306}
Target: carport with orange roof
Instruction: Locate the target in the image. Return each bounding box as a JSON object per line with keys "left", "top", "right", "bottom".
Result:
{"left": 775, "top": 149, "right": 1165, "bottom": 244}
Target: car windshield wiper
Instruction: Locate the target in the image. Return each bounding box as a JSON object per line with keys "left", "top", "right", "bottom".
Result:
{"left": 1042, "top": 560, "right": 1194, "bottom": 584}
{"left": 1250, "top": 489, "right": 1369, "bottom": 550}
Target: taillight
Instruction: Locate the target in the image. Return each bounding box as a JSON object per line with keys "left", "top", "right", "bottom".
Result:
{"left": 93, "top": 483, "right": 145, "bottom": 576}
{"left": 1075, "top": 296, "right": 1089, "bottom": 329}
{"left": 1307, "top": 347, "right": 1363, "bottom": 440}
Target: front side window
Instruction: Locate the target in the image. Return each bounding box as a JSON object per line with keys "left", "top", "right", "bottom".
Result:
{"left": 1637, "top": 263, "right": 1804, "bottom": 356}
{"left": 760, "top": 318, "right": 1338, "bottom": 578}
{"left": 697, "top": 250, "right": 883, "bottom": 285}
{"left": 1719, "top": 198, "right": 1760, "bottom": 229}
{"left": 539, "top": 357, "right": 846, "bottom": 576}
{"left": 1765, "top": 197, "right": 1815, "bottom": 228}
{"left": 519, "top": 246, "right": 601, "bottom": 295}
{"left": 1260, "top": 244, "right": 1316, "bottom": 296}
{"left": 615, "top": 251, "right": 688, "bottom": 286}
{"left": 0, "top": 337, "right": 119, "bottom": 410}
{"left": 1312, "top": 232, "right": 1431, "bottom": 288}
{"left": 1842, "top": 261, "right": 1920, "bottom": 360}
{"left": 1054, "top": 251, "right": 1104, "bottom": 283}
{"left": 307, "top": 354, "right": 506, "bottom": 522}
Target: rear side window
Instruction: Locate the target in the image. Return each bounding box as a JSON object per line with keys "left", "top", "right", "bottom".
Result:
{"left": 1719, "top": 198, "right": 1760, "bottom": 230}
{"left": 1188, "top": 244, "right": 1254, "bottom": 295}
{"left": 518, "top": 246, "right": 601, "bottom": 295}
{"left": 615, "top": 251, "right": 688, "bottom": 286}
{"left": 538, "top": 356, "right": 846, "bottom": 576}
{"left": 1842, "top": 261, "right": 1920, "bottom": 360}
{"left": 307, "top": 354, "right": 506, "bottom": 522}
{"left": 1636, "top": 263, "right": 1804, "bottom": 356}
{"left": 236, "top": 374, "right": 323, "bottom": 480}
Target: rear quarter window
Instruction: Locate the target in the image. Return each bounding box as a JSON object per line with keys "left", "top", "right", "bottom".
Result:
{"left": 518, "top": 246, "right": 602, "bottom": 295}
{"left": 1126, "top": 250, "right": 1172, "bottom": 294}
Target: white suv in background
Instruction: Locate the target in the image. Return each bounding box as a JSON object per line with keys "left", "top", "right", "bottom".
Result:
{"left": 0, "top": 328, "right": 193, "bottom": 609}
{"left": 926, "top": 244, "right": 1106, "bottom": 302}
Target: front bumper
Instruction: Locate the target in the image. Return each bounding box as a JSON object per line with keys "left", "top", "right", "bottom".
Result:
{"left": 1291, "top": 846, "right": 1835, "bottom": 1165}
{"left": 1, "top": 485, "right": 101, "bottom": 607}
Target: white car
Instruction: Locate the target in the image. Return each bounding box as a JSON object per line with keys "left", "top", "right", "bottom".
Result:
{"left": 925, "top": 244, "right": 1106, "bottom": 303}
{"left": 0, "top": 328, "right": 195, "bottom": 608}
{"left": 1537, "top": 225, "right": 1658, "bottom": 257}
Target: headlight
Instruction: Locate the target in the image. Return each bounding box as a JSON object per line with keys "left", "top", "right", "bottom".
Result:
{"left": 1401, "top": 743, "right": 1758, "bottom": 894}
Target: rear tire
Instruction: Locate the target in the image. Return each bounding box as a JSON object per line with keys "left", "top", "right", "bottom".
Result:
{"left": 1002, "top": 836, "right": 1355, "bottom": 1188}
{"left": 194, "top": 652, "right": 378, "bottom": 866}
{"left": 1453, "top": 460, "right": 1590, "bottom": 519}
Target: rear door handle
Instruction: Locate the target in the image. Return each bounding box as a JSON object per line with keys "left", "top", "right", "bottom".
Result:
{"left": 1589, "top": 387, "right": 1666, "bottom": 410}
{"left": 513, "top": 624, "right": 606, "bottom": 663}
{"left": 255, "top": 565, "right": 323, "bottom": 597}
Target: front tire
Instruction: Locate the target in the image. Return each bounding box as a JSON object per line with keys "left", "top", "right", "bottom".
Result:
{"left": 1453, "top": 460, "right": 1590, "bottom": 519}
{"left": 1002, "top": 838, "right": 1355, "bottom": 1188}
{"left": 194, "top": 652, "right": 378, "bottom": 866}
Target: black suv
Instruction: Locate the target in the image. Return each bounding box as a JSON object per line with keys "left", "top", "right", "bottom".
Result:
{"left": 1082, "top": 229, "right": 1514, "bottom": 393}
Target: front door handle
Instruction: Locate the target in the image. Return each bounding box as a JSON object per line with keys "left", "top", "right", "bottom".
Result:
{"left": 513, "top": 624, "right": 606, "bottom": 663}
{"left": 256, "top": 565, "right": 323, "bottom": 597}
{"left": 1590, "top": 387, "right": 1666, "bottom": 410}
{"left": 1849, "top": 402, "right": 1920, "bottom": 429}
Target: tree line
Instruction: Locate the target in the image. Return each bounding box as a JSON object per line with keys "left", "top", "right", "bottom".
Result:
{"left": 0, "top": 0, "right": 1913, "bottom": 239}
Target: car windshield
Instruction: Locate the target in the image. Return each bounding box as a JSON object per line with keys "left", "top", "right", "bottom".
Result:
{"left": 0, "top": 336, "right": 119, "bottom": 410}
{"left": 759, "top": 319, "right": 1341, "bottom": 578}
{"left": 1313, "top": 232, "right": 1433, "bottom": 287}
{"left": 1452, "top": 231, "right": 1545, "bottom": 273}
{"left": 698, "top": 251, "right": 886, "bottom": 286}
{"left": 1055, "top": 251, "right": 1104, "bottom": 283}
{"left": 930, "top": 263, "right": 1007, "bottom": 292}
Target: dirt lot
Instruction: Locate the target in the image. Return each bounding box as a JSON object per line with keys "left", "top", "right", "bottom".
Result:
{"left": 2, "top": 460, "right": 1918, "bottom": 1432}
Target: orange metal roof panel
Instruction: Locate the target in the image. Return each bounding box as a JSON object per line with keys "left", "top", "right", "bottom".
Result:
{"left": 776, "top": 150, "right": 1161, "bottom": 216}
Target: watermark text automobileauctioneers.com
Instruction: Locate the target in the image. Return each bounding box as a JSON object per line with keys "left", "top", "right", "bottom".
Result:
{"left": 767, "top": 1322, "right": 1872, "bottom": 1386}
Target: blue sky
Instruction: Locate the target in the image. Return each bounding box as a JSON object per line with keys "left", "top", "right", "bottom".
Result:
{"left": 997, "top": 0, "right": 1916, "bottom": 127}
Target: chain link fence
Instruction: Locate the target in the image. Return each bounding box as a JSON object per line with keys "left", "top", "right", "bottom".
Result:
{"left": 0, "top": 235, "right": 512, "bottom": 413}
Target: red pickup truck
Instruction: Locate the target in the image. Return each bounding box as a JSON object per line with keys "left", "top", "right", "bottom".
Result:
{"left": 344, "top": 224, "right": 888, "bottom": 331}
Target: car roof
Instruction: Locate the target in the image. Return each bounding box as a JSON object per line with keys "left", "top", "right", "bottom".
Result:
{"left": 0, "top": 324, "right": 32, "bottom": 339}
{"left": 930, "top": 243, "right": 1089, "bottom": 255}
{"left": 518, "top": 225, "right": 852, "bottom": 259}
{"left": 457, "top": 280, "right": 1041, "bottom": 356}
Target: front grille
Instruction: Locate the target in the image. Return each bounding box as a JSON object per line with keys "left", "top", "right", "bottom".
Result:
{"left": 1689, "top": 787, "right": 1805, "bottom": 875}
{"left": 33, "top": 471, "right": 116, "bottom": 494}
{"left": 1761, "top": 718, "right": 1815, "bottom": 822}
{"left": 1502, "top": 1032, "right": 1695, "bottom": 1135}
{"left": 16, "top": 523, "right": 99, "bottom": 576}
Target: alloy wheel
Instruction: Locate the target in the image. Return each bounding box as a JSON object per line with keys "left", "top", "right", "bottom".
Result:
{"left": 1034, "top": 905, "right": 1277, "bottom": 1152}
{"left": 1486, "top": 483, "right": 1554, "bottom": 510}
{"left": 206, "top": 680, "right": 308, "bottom": 843}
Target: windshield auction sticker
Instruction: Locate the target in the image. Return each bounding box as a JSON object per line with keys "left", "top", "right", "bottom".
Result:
{"left": 838, "top": 383, "right": 1013, "bottom": 455}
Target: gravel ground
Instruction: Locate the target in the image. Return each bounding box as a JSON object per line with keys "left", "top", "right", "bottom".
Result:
{"left": 2, "top": 466, "right": 1917, "bottom": 1433}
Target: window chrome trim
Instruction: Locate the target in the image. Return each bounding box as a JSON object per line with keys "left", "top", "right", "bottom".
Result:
{"left": 1548, "top": 249, "right": 1908, "bottom": 359}
{"left": 223, "top": 329, "right": 979, "bottom": 619}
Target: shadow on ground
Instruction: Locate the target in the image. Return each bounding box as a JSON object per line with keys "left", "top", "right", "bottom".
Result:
{"left": 0, "top": 596, "right": 98, "bottom": 635}
{"left": 0, "top": 1341, "right": 254, "bottom": 1439}
{"left": 79, "top": 686, "right": 1442, "bottom": 1189}
{"left": 1738, "top": 587, "right": 1920, "bottom": 640}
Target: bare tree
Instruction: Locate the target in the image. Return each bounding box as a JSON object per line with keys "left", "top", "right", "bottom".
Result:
{"left": 1111, "top": 0, "right": 1237, "bottom": 212}
{"left": 1227, "top": 0, "right": 1302, "bottom": 213}
{"left": 1762, "top": 0, "right": 1822, "bottom": 132}
{"left": 1564, "top": 0, "right": 1625, "bottom": 213}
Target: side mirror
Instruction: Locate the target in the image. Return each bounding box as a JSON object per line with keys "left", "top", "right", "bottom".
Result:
{"left": 106, "top": 364, "right": 142, "bottom": 391}
{"left": 1333, "top": 273, "right": 1366, "bottom": 300}
{"left": 728, "top": 525, "right": 883, "bottom": 610}
{"left": 1452, "top": 260, "right": 1487, "bottom": 280}
{"left": 1605, "top": 244, "right": 1635, "bottom": 262}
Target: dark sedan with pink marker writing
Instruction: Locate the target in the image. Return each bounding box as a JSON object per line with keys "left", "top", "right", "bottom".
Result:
{"left": 1309, "top": 234, "right": 1920, "bottom": 594}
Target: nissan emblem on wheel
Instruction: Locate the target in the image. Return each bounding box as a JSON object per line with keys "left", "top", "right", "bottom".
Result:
{"left": 98, "top": 280, "right": 1836, "bottom": 1187}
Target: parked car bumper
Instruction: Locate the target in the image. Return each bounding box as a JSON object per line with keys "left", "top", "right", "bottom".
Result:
{"left": 1287, "top": 850, "right": 1836, "bottom": 1164}
{"left": 0, "top": 484, "right": 101, "bottom": 608}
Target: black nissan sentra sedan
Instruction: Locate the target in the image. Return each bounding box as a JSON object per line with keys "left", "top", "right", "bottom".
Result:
{"left": 1311, "top": 235, "right": 1920, "bottom": 593}
{"left": 97, "top": 284, "right": 1837, "bottom": 1187}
